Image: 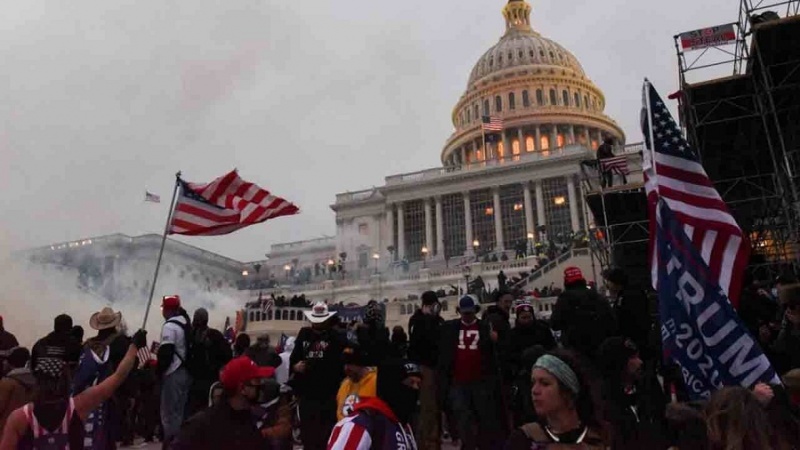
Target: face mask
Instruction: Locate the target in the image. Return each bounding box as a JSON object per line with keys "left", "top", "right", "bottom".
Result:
{"left": 391, "top": 384, "right": 420, "bottom": 424}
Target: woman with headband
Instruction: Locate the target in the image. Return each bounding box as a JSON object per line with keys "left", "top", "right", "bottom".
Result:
{"left": 506, "top": 350, "right": 608, "bottom": 449}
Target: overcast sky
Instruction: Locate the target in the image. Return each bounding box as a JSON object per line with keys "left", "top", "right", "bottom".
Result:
{"left": 0, "top": 0, "right": 741, "bottom": 262}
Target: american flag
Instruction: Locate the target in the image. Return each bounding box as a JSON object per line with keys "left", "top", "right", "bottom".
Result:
{"left": 481, "top": 115, "right": 503, "bottom": 132}
{"left": 169, "top": 170, "right": 300, "bottom": 236}
{"left": 642, "top": 81, "right": 749, "bottom": 307}
{"left": 145, "top": 191, "right": 161, "bottom": 203}
{"left": 137, "top": 344, "right": 155, "bottom": 368}
{"left": 599, "top": 155, "right": 630, "bottom": 175}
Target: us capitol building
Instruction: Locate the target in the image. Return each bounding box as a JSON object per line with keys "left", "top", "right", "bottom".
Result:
{"left": 241, "top": 0, "right": 642, "bottom": 336}
{"left": 326, "top": 0, "right": 624, "bottom": 269}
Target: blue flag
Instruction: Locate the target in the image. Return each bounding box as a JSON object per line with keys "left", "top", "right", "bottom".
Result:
{"left": 656, "top": 200, "right": 779, "bottom": 399}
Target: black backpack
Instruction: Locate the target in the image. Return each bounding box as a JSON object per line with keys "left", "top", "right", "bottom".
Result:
{"left": 166, "top": 318, "right": 195, "bottom": 375}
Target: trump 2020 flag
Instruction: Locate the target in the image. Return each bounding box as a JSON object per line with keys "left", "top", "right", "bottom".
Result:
{"left": 656, "top": 199, "right": 779, "bottom": 399}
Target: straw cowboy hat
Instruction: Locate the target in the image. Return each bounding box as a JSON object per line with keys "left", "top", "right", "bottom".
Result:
{"left": 304, "top": 302, "right": 337, "bottom": 324}
{"left": 89, "top": 307, "right": 122, "bottom": 331}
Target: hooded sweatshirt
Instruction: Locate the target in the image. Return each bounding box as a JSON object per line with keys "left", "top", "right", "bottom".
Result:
{"left": 327, "top": 397, "right": 417, "bottom": 450}
{"left": 0, "top": 367, "right": 36, "bottom": 432}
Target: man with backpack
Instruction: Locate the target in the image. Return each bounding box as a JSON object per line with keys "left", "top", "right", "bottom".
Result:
{"left": 157, "top": 295, "right": 192, "bottom": 449}
{"left": 187, "top": 308, "right": 233, "bottom": 417}
{"left": 550, "top": 267, "right": 617, "bottom": 362}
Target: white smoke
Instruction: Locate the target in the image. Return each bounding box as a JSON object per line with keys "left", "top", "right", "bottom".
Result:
{"left": 0, "top": 246, "right": 241, "bottom": 348}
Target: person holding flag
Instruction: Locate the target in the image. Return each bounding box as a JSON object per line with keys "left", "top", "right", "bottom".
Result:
{"left": 641, "top": 80, "right": 779, "bottom": 400}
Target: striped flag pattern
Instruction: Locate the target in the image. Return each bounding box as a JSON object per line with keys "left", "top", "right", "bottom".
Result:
{"left": 599, "top": 155, "right": 630, "bottom": 175}
{"left": 169, "top": 170, "right": 299, "bottom": 236}
{"left": 642, "top": 81, "right": 749, "bottom": 307}
{"left": 481, "top": 115, "right": 503, "bottom": 132}
{"left": 137, "top": 345, "right": 154, "bottom": 368}
{"left": 145, "top": 191, "right": 161, "bottom": 203}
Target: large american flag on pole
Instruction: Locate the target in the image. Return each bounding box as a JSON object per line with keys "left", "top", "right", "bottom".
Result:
{"left": 642, "top": 80, "right": 749, "bottom": 307}
{"left": 169, "top": 170, "right": 299, "bottom": 236}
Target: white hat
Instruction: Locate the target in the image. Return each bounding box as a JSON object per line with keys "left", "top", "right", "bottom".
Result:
{"left": 304, "top": 302, "right": 337, "bottom": 324}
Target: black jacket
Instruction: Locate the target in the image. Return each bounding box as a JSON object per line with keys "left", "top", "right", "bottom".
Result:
{"left": 482, "top": 305, "right": 512, "bottom": 379}
{"left": 611, "top": 288, "right": 652, "bottom": 356}
{"left": 551, "top": 284, "right": 617, "bottom": 360}
{"left": 408, "top": 311, "right": 443, "bottom": 367}
{"left": 601, "top": 376, "right": 668, "bottom": 450}
{"left": 289, "top": 326, "right": 345, "bottom": 400}
{"left": 437, "top": 319, "right": 499, "bottom": 399}
{"left": 507, "top": 321, "right": 556, "bottom": 374}
{"left": 172, "top": 402, "right": 264, "bottom": 450}
{"left": 355, "top": 324, "right": 390, "bottom": 366}
{"left": 31, "top": 331, "right": 82, "bottom": 371}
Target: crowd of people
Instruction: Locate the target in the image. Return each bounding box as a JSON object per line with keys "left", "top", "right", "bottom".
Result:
{"left": 1, "top": 263, "right": 800, "bottom": 449}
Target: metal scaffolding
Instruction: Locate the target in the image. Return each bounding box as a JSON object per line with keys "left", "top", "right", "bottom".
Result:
{"left": 673, "top": 0, "right": 800, "bottom": 279}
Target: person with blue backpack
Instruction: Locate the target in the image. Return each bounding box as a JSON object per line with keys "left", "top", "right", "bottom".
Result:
{"left": 72, "top": 307, "right": 131, "bottom": 450}
{"left": 0, "top": 328, "right": 146, "bottom": 449}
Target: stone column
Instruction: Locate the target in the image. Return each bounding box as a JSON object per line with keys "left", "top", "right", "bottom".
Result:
{"left": 435, "top": 196, "right": 445, "bottom": 258}
{"left": 535, "top": 180, "right": 545, "bottom": 229}
{"left": 569, "top": 125, "right": 576, "bottom": 144}
{"left": 461, "top": 146, "right": 467, "bottom": 164}
{"left": 535, "top": 126, "right": 542, "bottom": 151}
{"left": 397, "top": 202, "right": 406, "bottom": 260}
{"left": 517, "top": 128, "right": 524, "bottom": 153}
{"left": 424, "top": 198, "right": 433, "bottom": 254}
{"left": 502, "top": 131, "right": 510, "bottom": 160}
{"left": 550, "top": 125, "right": 558, "bottom": 150}
{"left": 493, "top": 187, "right": 504, "bottom": 251}
{"left": 386, "top": 206, "right": 395, "bottom": 260}
{"left": 584, "top": 127, "right": 591, "bottom": 148}
{"left": 567, "top": 177, "right": 580, "bottom": 232}
{"left": 464, "top": 192, "right": 474, "bottom": 256}
{"left": 522, "top": 182, "right": 535, "bottom": 239}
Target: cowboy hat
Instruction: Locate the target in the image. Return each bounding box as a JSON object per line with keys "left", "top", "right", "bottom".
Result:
{"left": 304, "top": 302, "right": 336, "bottom": 324}
{"left": 89, "top": 307, "right": 122, "bottom": 331}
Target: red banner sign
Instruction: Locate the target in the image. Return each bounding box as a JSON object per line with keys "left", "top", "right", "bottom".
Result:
{"left": 679, "top": 24, "right": 737, "bottom": 51}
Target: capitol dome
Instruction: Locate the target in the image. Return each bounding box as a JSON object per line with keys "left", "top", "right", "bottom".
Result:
{"left": 442, "top": 0, "right": 624, "bottom": 166}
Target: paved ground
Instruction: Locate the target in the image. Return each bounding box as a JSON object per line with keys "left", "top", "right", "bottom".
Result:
{"left": 124, "top": 440, "right": 461, "bottom": 449}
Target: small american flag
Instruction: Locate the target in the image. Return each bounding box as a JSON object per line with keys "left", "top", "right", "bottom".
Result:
{"left": 145, "top": 191, "right": 161, "bottom": 203}
{"left": 642, "top": 80, "right": 749, "bottom": 307}
{"left": 482, "top": 115, "right": 503, "bottom": 132}
{"left": 599, "top": 155, "right": 630, "bottom": 175}
{"left": 169, "top": 170, "right": 299, "bottom": 236}
{"left": 137, "top": 345, "right": 154, "bottom": 368}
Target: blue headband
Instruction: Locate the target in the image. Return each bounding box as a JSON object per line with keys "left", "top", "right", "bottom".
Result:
{"left": 533, "top": 355, "right": 580, "bottom": 395}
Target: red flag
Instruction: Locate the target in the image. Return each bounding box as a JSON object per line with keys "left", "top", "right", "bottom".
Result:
{"left": 169, "top": 170, "right": 299, "bottom": 236}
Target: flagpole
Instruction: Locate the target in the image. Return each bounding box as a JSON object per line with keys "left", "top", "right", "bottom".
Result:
{"left": 142, "top": 171, "right": 182, "bottom": 330}
{"left": 644, "top": 79, "right": 660, "bottom": 190}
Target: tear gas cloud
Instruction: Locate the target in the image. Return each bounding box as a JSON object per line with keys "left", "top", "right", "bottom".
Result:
{"left": 0, "top": 240, "right": 241, "bottom": 347}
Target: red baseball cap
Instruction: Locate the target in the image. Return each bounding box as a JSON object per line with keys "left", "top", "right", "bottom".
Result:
{"left": 161, "top": 295, "right": 181, "bottom": 309}
{"left": 220, "top": 356, "right": 275, "bottom": 390}
{"left": 564, "top": 266, "right": 585, "bottom": 284}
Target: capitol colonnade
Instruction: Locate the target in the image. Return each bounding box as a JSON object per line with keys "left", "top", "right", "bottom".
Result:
{"left": 385, "top": 170, "right": 586, "bottom": 263}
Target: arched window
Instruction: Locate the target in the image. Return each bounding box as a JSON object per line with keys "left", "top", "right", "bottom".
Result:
{"left": 267, "top": 310, "right": 273, "bottom": 320}
{"left": 483, "top": 100, "right": 490, "bottom": 117}
{"left": 541, "top": 134, "right": 550, "bottom": 150}
{"left": 584, "top": 95, "right": 589, "bottom": 110}
{"left": 557, "top": 133, "right": 565, "bottom": 148}
{"left": 574, "top": 93, "right": 581, "bottom": 108}
{"left": 495, "top": 95, "right": 502, "bottom": 112}
{"left": 289, "top": 310, "right": 296, "bottom": 321}
{"left": 498, "top": 54, "right": 503, "bottom": 65}
{"left": 509, "top": 92, "right": 516, "bottom": 110}
{"left": 536, "top": 89, "right": 544, "bottom": 106}
{"left": 549, "top": 89, "right": 557, "bottom": 105}
{"left": 282, "top": 310, "right": 289, "bottom": 320}
{"left": 526, "top": 136, "right": 535, "bottom": 152}
{"left": 400, "top": 304, "right": 406, "bottom": 315}
{"left": 466, "top": 109, "right": 471, "bottom": 123}
{"left": 474, "top": 104, "right": 479, "bottom": 119}
{"left": 512, "top": 139, "right": 520, "bottom": 155}
{"left": 522, "top": 90, "right": 530, "bottom": 108}
{"left": 562, "top": 90, "right": 570, "bottom": 106}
